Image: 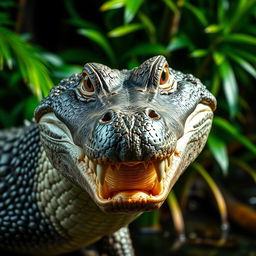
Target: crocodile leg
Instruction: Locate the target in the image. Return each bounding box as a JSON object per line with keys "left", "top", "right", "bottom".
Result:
{"left": 95, "top": 227, "right": 134, "bottom": 256}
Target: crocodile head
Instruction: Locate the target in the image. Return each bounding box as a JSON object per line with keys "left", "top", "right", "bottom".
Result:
{"left": 35, "top": 55, "right": 216, "bottom": 213}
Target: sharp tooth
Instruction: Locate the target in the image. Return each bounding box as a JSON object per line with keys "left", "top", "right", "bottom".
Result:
{"left": 96, "top": 164, "right": 107, "bottom": 185}
{"left": 167, "top": 156, "right": 171, "bottom": 168}
{"left": 153, "top": 160, "right": 165, "bottom": 182}
{"left": 152, "top": 179, "right": 164, "bottom": 195}
{"left": 170, "top": 77, "right": 174, "bottom": 86}
{"left": 84, "top": 155, "right": 89, "bottom": 168}
{"left": 89, "top": 160, "right": 93, "bottom": 170}
{"left": 165, "top": 158, "right": 169, "bottom": 172}
{"left": 89, "top": 160, "right": 96, "bottom": 172}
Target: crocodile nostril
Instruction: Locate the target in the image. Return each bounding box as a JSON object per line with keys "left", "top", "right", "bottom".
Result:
{"left": 147, "top": 109, "right": 161, "bottom": 120}
{"left": 99, "top": 111, "right": 113, "bottom": 123}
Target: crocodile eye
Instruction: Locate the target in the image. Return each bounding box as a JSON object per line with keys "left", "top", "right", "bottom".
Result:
{"left": 79, "top": 73, "right": 95, "bottom": 97}
{"left": 159, "top": 65, "right": 172, "bottom": 90}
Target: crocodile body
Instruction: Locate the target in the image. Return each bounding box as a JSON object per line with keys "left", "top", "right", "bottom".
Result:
{"left": 0, "top": 126, "right": 137, "bottom": 255}
{"left": 0, "top": 56, "right": 216, "bottom": 255}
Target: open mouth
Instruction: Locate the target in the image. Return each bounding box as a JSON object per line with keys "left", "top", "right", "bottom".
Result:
{"left": 78, "top": 155, "right": 173, "bottom": 211}
{"left": 100, "top": 161, "right": 165, "bottom": 199}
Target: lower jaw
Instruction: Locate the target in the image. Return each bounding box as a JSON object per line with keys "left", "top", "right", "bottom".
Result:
{"left": 96, "top": 196, "right": 165, "bottom": 213}
{"left": 95, "top": 188, "right": 168, "bottom": 213}
{"left": 82, "top": 159, "right": 171, "bottom": 213}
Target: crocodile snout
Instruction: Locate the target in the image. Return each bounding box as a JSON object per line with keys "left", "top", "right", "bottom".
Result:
{"left": 88, "top": 107, "right": 177, "bottom": 162}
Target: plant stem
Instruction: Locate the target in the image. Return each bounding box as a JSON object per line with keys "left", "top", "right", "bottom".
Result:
{"left": 15, "top": 0, "right": 27, "bottom": 33}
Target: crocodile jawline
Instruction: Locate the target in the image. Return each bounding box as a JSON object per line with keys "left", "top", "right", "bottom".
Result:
{"left": 80, "top": 157, "right": 172, "bottom": 201}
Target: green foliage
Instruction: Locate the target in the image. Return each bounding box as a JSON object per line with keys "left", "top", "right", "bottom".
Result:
{"left": 214, "top": 117, "right": 256, "bottom": 155}
{"left": 0, "top": 27, "right": 53, "bottom": 99}
{"left": 107, "top": 23, "right": 144, "bottom": 37}
{"left": 207, "top": 134, "right": 228, "bottom": 174}
{"left": 0, "top": 2, "right": 83, "bottom": 126}
{"left": 0, "top": 5, "right": 53, "bottom": 99}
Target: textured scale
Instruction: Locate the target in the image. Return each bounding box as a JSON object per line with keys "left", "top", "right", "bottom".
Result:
{"left": 0, "top": 56, "right": 216, "bottom": 256}
{"left": 0, "top": 125, "right": 62, "bottom": 253}
{"left": 0, "top": 124, "right": 138, "bottom": 255}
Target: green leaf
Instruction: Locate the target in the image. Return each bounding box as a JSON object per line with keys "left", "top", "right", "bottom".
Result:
{"left": 207, "top": 134, "right": 229, "bottom": 174}
{"left": 100, "top": 0, "right": 125, "bottom": 12}
{"left": 218, "top": 59, "right": 238, "bottom": 117}
{"left": 223, "top": 33, "right": 256, "bottom": 46}
{"left": 0, "top": 27, "right": 53, "bottom": 99}
{"left": 123, "top": 43, "right": 167, "bottom": 59}
{"left": 183, "top": 2, "right": 208, "bottom": 26}
{"left": 232, "top": 48, "right": 256, "bottom": 63}
{"left": 162, "top": 0, "right": 179, "bottom": 13}
{"left": 40, "top": 52, "right": 63, "bottom": 67}
{"left": 78, "top": 29, "right": 115, "bottom": 63}
{"left": 217, "top": 0, "right": 229, "bottom": 23}
{"left": 167, "top": 35, "right": 194, "bottom": 52}
{"left": 107, "top": 23, "right": 144, "bottom": 37}
{"left": 227, "top": 53, "right": 256, "bottom": 79}
{"left": 211, "top": 70, "right": 221, "bottom": 96}
{"left": 127, "top": 59, "right": 140, "bottom": 69}
{"left": 205, "top": 24, "right": 222, "bottom": 34}
{"left": 190, "top": 49, "right": 208, "bottom": 58}
{"left": 214, "top": 117, "right": 256, "bottom": 155}
{"left": 0, "top": 31, "right": 13, "bottom": 69}
{"left": 213, "top": 51, "right": 225, "bottom": 65}
{"left": 124, "top": 0, "right": 144, "bottom": 24}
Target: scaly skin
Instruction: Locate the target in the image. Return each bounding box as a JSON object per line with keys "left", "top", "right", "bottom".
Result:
{"left": 0, "top": 55, "right": 216, "bottom": 255}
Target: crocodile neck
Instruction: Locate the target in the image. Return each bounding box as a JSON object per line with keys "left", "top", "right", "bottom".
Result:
{"left": 0, "top": 124, "right": 139, "bottom": 256}
{"left": 36, "top": 146, "right": 139, "bottom": 255}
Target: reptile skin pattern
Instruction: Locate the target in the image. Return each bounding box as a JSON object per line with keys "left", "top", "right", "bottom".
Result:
{"left": 0, "top": 56, "right": 216, "bottom": 256}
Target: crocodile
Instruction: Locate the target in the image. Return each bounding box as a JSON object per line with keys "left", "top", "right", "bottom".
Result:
{"left": 0, "top": 55, "right": 216, "bottom": 256}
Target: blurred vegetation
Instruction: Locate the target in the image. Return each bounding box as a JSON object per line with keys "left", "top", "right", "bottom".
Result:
{"left": 0, "top": 0, "right": 256, "bottom": 244}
